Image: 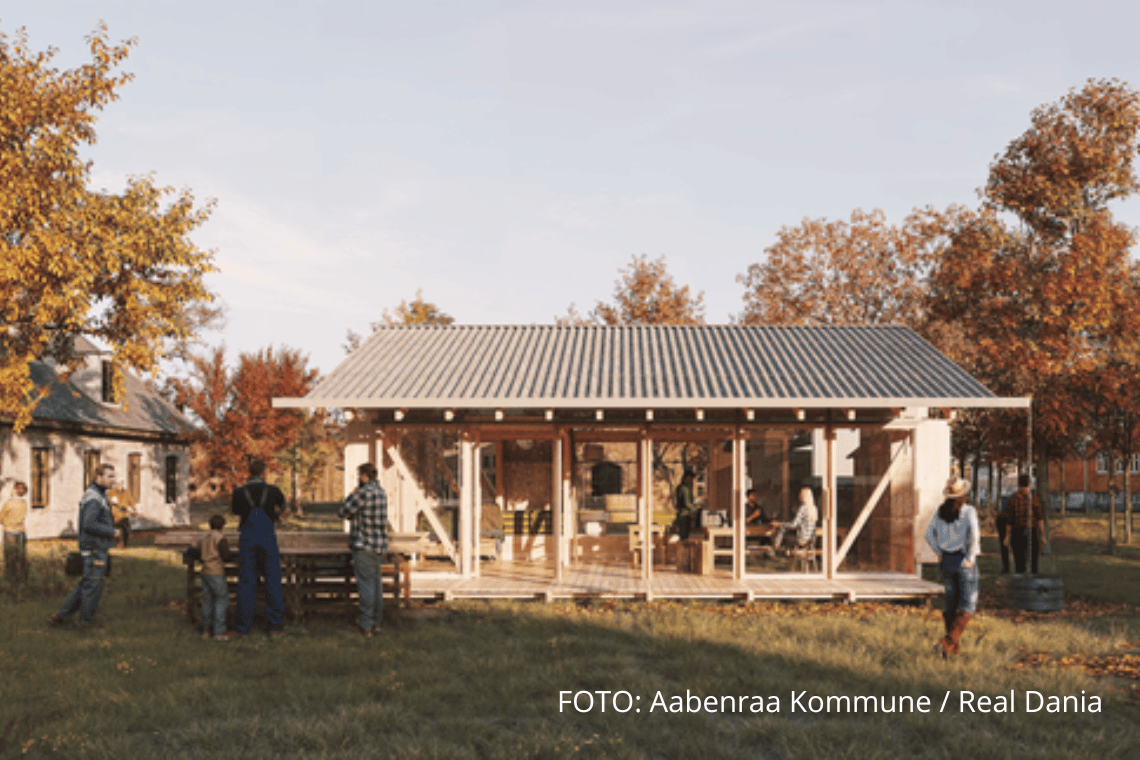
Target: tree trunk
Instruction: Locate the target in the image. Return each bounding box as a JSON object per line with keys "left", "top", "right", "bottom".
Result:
{"left": 970, "top": 445, "right": 981, "bottom": 511}
{"left": 1036, "top": 447, "right": 1049, "bottom": 547}
{"left": 1125, "top": 449, "right": 1133, "bottom": 545}
{"left": 992, "top": 459, "right": 1003, "bottom": 511}
{"left": 1108, "top": 454, "right": 1117, "bottom": 556}
{"left": 1082, "top": 453, "right": 1089, "bottom": 515}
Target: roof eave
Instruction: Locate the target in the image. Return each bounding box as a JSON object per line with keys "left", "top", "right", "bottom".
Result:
{"left": 273, "top": 396, "right": 1032, "bottom": 410}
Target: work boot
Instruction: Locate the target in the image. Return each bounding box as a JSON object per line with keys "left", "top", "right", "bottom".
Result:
{"left": 947, "top": 611, "right": 972, "bottom": 656}
{"left": 937, "top": 612, "right": 954, "bottom": 658}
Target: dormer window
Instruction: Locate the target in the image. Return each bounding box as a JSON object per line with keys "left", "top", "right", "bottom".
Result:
{"left": 102, "top": 360, "right": 116, "bottom": 404}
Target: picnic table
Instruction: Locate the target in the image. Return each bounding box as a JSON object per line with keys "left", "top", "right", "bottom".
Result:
{"left": 155, "top": 530, "right": 432, "bottom": 625}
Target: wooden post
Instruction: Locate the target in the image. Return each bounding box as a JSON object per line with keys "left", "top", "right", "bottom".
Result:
{"left": 459, "top": 432, "right": 474, "bottom": 578}
{"left": 473, "top": 433, "right": 482, "bottom": 577}
{"left": 553, "top": 432, "right": 563, "bottom": 582}
{"left": 495, "top": 440, "right": 505, "bottom": 517}
{"left": 733, "top": 427, "right": 745, "bottom": 581}
{"left": 562, "top": 429, "right": 573, "bottom": 571}
{"left": 640, "top": 429, "right": 653, "bottom": 583}
{"left": 824, "top": 426, "right": 837, "bottom": 579}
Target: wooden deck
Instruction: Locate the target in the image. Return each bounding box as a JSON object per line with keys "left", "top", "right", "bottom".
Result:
{"left": 410, "top": 560, "right": 942, "bottom": 603}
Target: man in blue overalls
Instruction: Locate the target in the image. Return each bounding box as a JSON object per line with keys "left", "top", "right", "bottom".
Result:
{"left": 231, "top": 459, "right": 289, "bottom": 637}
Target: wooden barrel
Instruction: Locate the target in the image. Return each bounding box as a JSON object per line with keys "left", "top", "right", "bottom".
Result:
{"left": 995, "top": 574, "right": 1064, "bottom": 612}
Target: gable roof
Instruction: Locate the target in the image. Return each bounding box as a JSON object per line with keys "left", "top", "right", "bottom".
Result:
{"left": 15, "top": 338, "right": 196, "bottom": 439}
{"left": 274, "top": 324, "right": 1028, "bottom": 411}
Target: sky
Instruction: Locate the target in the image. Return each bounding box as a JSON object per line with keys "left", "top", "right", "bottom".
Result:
{"left": 9, "top": 1, "right": 1140, "bottom": 380}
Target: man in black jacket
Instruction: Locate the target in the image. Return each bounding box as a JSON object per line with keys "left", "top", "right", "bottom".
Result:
{"left": 231, "top": 459, "right": 289, "bottom": 637}
{"left": 48, "top": 464, "right": 117, "bottom": 630}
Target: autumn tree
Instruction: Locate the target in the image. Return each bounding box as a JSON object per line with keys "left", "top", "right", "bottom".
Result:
{"left": 736, "top": 206, "right": 965, "bottom": 328}
{"left": 169, "top": 345, "right": 322, "bottom": 498}
{"left": 559, "top": 253, "right": 705, "bottom": 325}
{"left": 1, "top": 24, "right": 218, "bottom": 431}
{"left": 343, "top": 288, "right": 454, "bottom": 353}
{"left": 929, "top": 79, "right": 1140, "bottom": 540}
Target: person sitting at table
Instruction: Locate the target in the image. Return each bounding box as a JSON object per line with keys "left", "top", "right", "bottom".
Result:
{"left": 745, "top": 489, "right": 773, "bottom": 525}
{"left": 744, "top": 489, "right": 777, "bottom": 557}
{"left": 773, "top": 487, "right": 819, "bottom": 554}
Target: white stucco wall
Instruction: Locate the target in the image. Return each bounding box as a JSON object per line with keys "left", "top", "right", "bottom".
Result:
{"left": 912, "top": 417, "right": 953, "bottom": 566}
{"left": 0, "top": 429, "right": 191, "bottom": 539}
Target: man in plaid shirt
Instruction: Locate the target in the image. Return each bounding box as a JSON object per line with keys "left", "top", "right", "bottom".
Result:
{"left": 338, "top": 462, "right": 389, "bottom": 635}
{"left": 1003, "top": 474, "right": 1044, "bottom": 574}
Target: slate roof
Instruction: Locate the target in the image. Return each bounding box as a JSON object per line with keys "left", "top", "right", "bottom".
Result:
{"left": 21, "top": 339, "right": 196, "bottom": 437}
{"left": 276, "top": 325, "right": 1028, "bottom": 410}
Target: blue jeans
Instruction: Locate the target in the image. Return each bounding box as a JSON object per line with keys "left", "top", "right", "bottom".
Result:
{"left": 236, "top": 508, "right": 284, "bottom": 634}
{"left": 941, "top": 554, "right": 978, "bottom": 615}
{"left": 352, "top": 548, "right": 384, "bottom": 631}
{"left": 56, "top": 550, "right": 108, "bottom": 626}
{"left": 201, "top": 574, "right": 229, "bottom": 636}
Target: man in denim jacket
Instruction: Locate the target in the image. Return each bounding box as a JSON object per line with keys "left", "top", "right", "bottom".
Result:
{"left": 49, "top": 464, "right": 118, "bottom": 630}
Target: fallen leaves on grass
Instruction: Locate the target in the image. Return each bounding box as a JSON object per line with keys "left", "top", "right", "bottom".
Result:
{"left": 554, "top": 598, "right": 936, "bottom": 621}
{"left": 978, "top": 591, "right": 1135, "bottom": 624}
{"left": 1008, "top": 648, "right": 1140, "bottom": 681}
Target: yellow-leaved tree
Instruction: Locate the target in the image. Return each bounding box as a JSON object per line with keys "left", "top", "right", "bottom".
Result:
{"left": 1, "top": 24, "right": 218, "bottom": 431}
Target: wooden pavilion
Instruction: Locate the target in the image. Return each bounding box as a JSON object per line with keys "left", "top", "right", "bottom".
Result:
{"left": 274, "top": 325, "right": 1029, "bottom": 602}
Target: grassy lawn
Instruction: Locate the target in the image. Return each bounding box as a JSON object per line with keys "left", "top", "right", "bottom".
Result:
{"left": 1, "top": 523, "right": 1138, "bottom": 759}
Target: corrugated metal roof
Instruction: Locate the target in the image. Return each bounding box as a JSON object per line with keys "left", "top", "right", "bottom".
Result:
{"left": 276, "top": 325, "right": 1028, "bottom": 410}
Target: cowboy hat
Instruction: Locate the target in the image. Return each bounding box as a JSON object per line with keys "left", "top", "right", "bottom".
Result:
{"left": 943, "top": 477, "right": 970, "bottom": 499}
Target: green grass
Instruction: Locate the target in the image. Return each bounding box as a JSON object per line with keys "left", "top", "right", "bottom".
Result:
{"left": 2, "top": 536, "right": 1138, "bottom": 759}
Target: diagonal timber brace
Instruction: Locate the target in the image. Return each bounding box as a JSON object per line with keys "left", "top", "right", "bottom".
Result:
{"left": 834, "top": 437, "right": 911, "bottom": 569}
{"left": 387, "top": 444, "right": 458, "bottom": 566}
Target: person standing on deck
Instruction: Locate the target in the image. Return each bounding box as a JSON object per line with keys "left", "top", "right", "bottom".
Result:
{"left": 231, "top": 460, "right": 289, "bottom": 638}
{"left": 338, "top": 462, "right": 389, "bottom": 636}
{"left": 673, "top": 469, "right": 697, "bottom": 540}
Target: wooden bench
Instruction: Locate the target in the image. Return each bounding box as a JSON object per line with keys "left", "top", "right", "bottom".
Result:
{"left": 157, "top": 531, "right": 423, "bottom": 626}
{"left": 178, "top": 550, "right": 405, "bottom": 626}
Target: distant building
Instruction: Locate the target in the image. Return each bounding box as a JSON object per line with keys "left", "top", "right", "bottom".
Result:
{"left": 966, "top": 453, "right": 1140, "bottom": 513}
{"left": 1051, "top": 453, "right": 1140, "bottom": 511}
{"left": 0, "top": 338, "right": 195, "bottom": 539}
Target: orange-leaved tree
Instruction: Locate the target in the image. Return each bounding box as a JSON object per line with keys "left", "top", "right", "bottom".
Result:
{"left": 558, "top": 254, "right": 705, "bottom": 325}
{"left": 0, "top": 24, "right": 218, "bottom": 431}
{"left": 169, "top": 346, "right": 321, "bottom": 501}
{"left": 736, "top": 206, "right": 965, "bottom": 328}
{"left": 929, "top": 78, "right": 1140, "bottom": 535}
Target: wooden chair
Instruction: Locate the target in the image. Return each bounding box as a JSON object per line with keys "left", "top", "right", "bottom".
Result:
{"left": 789, "top": 527, "right": 823, "bottom": 573}
{"left": 705, "top": 527, "right": 733, "bottom": 569}
{"left": 629, "top": 525, "right": 663, "bottom": 568}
